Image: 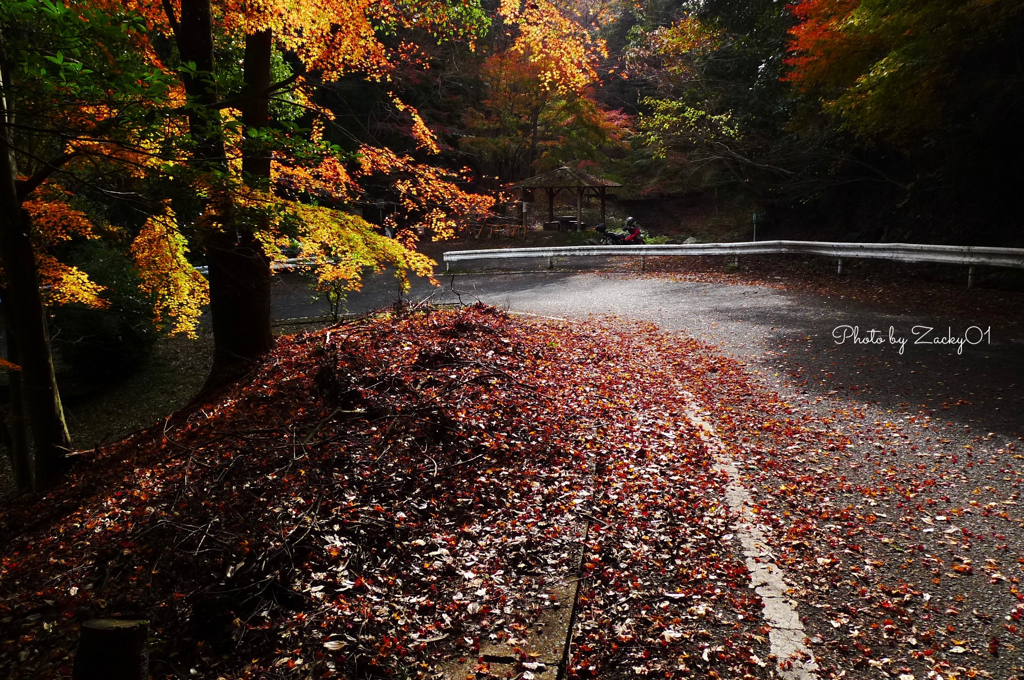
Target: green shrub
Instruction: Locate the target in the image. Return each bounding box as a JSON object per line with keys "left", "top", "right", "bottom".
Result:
{"left": 51, "top": 306, "right": 156, "bottom": 392}
{"left": 50, "top": 240, "right": 158, "bottom": 394}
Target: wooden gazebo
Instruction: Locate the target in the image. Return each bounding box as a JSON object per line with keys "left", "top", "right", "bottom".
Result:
{"left": 515, "top": 166, "right": 621, "bottom": 230}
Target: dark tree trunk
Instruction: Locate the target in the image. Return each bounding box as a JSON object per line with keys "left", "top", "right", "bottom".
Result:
{"left": 3, "top": 303, "right": 33, "bottom": 491}
{"left": 0, "top": 214, "right": 70, "bottom": 489}
{"left": 175, "top": 0, "right": 222, "bottom": 162}
{"left": 242, "top": 29, "right": 273, "bottom": 180}
{"left": 0, "top": 208, "right": 70, "bottom": 490}
{"left": 528, "top": 106, "right": 541, "bottom": 175}
{"left": 173, "top": 0, "right": 273, "bottom": 389}
{"left": 200, "top": 27, "right": 275, "bottom": 389}
{"left": 204, "top": 230, "right": 272, "bottom": 387}
{"left": 0, "top": 33, "right": 71, "bottom": 488}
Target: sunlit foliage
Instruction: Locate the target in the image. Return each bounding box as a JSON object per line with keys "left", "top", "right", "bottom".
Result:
{"left": 51, "top": 0, "right": 498, "bottom": 334}
{"left": 130, "top": 210, "right": 209, "bottom": 337}
{"left": 499, "top": 0, "right": 607, "bottom": 93}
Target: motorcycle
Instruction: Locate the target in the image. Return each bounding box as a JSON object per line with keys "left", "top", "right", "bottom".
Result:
{"left": 594, "top": 222, "right": 645, "bottom": 245}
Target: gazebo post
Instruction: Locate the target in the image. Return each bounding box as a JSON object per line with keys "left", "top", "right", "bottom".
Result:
{"left": 576, "top": 186, "right": 583, "bottom": 231}
{"left": 546, "top": 188, "right": 555, "bottom": 222}
{"left": 599, "top": 187, "right": 606, "bottom": 224}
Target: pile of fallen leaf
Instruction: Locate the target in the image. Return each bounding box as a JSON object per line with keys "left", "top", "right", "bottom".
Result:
{"left": 0, "top": 305, "right": 772, "bottom": 679}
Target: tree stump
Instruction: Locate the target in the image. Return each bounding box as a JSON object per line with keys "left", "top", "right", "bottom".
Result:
{"left": 72, "top": 618, "right": 149, "bottom": 680}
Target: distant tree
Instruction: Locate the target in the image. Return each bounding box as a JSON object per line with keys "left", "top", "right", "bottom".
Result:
{"left": 786, "top": 0, "right": 1024, "bottom": 144}
{"left": 626, "top": 8, "right": 800, "bottom": 200}
{"left": 460, "top": 0, "right": 627, "bottom": 182}
{"left": 784, "top": 0, "right": 1024, "bottom": 241}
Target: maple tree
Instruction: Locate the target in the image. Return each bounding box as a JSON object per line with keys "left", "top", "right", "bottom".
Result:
{"left": 460, "top": 52, "right": 553, "bottom": 182}
{"left": 124, "top": 0, "right": 496, "bottom": 386}
{"left": 0, "top": 0, "right": 183, "bottom": 490}
{"left": 1, "top": 0, "right": 499, "bottom": 489}
{"left": 455, "top": 0, "right": 627, "bottom": 183}
{"left": 499, "top": 0, "right": 605, "bottom": 94}
{"left": 460, "top": 51, "right": 626, "bottom": 183}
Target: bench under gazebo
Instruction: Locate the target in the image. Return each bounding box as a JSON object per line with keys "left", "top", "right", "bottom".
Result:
{"left": 515, "top": 166, "right": 622, "bottom": 231}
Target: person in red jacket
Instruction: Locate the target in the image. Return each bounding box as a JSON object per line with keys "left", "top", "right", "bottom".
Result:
{"left": 623, "top": 216, "right": 642, "bottom": 243}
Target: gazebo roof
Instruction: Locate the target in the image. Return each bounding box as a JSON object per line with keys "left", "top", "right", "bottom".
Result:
{"left": 514, "top": 166, "right": 622, "bottom": 189}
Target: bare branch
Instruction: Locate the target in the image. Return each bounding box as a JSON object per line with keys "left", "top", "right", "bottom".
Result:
{"left": 15, "top": 150, "right": 80, "bottom": 200}
{"left": 206, "top": 72, "right": 301, "bottom": 111}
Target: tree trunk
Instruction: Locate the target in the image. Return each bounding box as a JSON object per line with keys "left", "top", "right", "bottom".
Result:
{"left": 200, "top": 27, "right": 276, "bottom": 390}
{"left": 0, "top": 35, "right": 71, "bottom": 489}
{"left": 528, "top": 106, "right": 541, "bottom": 175}
{"left": 0, "top": 218, "right": 71, "bottom": 490}
{"left": 173, "top": 0, "right": 273, "bottom": 390}
{"left": 204, "top": 230, "right": 272, "bottom": 387}
{"left": 2, "top": 302, "right": 33, "bottom": 491}
{"left": 575, "top": 187, "right": 582, "bottom": 232}
{"left": 242, "top": 29, "right": 273, "bottom": 181}
{"left": 175, "top": 0, "right": 222, "bottom": 163}
{"left": 0, "top": 209, "right": 70, "bottom": 490}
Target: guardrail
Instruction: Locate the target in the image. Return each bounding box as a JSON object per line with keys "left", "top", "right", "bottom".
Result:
{"left": 194, "top": 258, "right": 309, "bottom": 276}
{"left": 443, "top": 240, "right": 1024, "bottom": 287}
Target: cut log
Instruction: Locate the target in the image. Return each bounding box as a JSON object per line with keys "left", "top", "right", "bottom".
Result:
{"left": 72, "top": 618, "right": 149, "bottom": 680}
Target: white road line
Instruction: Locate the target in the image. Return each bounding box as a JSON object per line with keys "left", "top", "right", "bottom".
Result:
{"left": 680, "top": 390, "right": 820, "bottom": 679}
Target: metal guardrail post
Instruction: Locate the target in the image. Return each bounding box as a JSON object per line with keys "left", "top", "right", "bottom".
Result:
{"left": 968, "top": 266, "right": 976, "bottom": 289}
